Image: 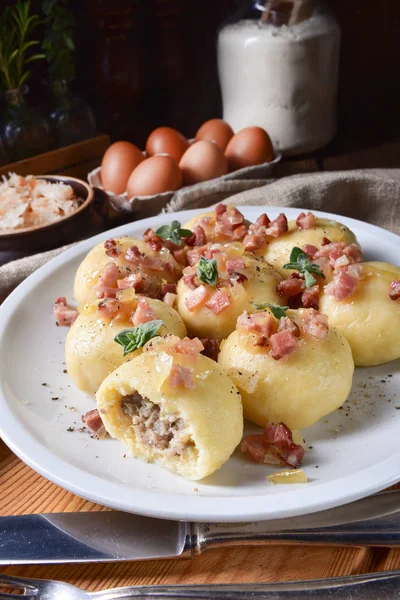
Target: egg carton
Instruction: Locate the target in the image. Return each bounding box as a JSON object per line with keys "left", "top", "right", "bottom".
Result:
{"left": 88, "top": 152, "right": 281, "bottom": 217}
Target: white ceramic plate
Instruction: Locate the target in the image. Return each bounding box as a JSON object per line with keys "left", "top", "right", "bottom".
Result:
{"left": 0, "top": 207, "right": 399, "bottom": 523}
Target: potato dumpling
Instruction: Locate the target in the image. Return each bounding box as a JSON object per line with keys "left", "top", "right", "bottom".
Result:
{"left": 66, "top": 292, "right": 186, "bottom": 396}
{"left": 183, "top": 204, "right": 250, "bottom": 244}
{"left": 96, "top": 336, "right": 243, "bottom": 480}
{"left": 319, "top": 261, "right": 400, "bottom": 367}
{"left": 218, "top": 308, "right": 354, "bottom": 430}
{"left": 264, "top": 217, "right": 359, "bottom": 278}
{"left": 176, "top": 249, "right": 283, "bottom": 339}
{"left": 74, "top": 237, "right": 181, "bottom": 306}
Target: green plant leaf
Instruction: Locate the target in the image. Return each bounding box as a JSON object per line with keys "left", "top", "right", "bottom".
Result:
{"left": 25, "top": 53, "right": 45, "bottom": 64}
{"left": 155, "top": 220, "right": 192, "bottom": 246}
{"left": 196, "top": 256, "right": 218, "bottom": 286}
{"left": 254, "top": 303, "right": 289, "bottom": 319}
{"left": 283, "top": 246, "right": 325, "bottom": 285}
{"left": 304, "top": 271, "right": 317, "bottom": 288}
{"left": 114, "top": 320, "right": 163, "bottom": 356}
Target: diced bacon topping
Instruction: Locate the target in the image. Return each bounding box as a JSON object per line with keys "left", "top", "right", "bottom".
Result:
{"left": 277, "top": 316, "right": 300, "bottom": 337}
{"left": 269, "top": 329, "right": 297, "bottom": 360}
{"left": 163, "top": 292, "right": 177, "bottom": 307}
{"left": 315, "top": 242, "right": 363, "bottom": 272}
{"left": 53, "top": 296, "right": 79, "bottom": 326}
{"left": 324, "top": 266, "right": 362, "bottom": 301}
{"left": 255, "top": 213, "right": 271, "bottom": 228}
{"left": 343, "top": 243, "right": 364, "bottom": 263}
{"left": 117, "top": 272, "right": 143, "bottom": 290}
{"left": 321, "top": 237, "right": 331, "bottom": 246}
{"left": 215, "top": 203, "right": 227, "bottom": 218}
{"left": 187, "top": 246, "right": 207, "bottom": 267}
{"left": 266, "top": 213, "right": 288, "bottom": 238}
{"left": 226, "top": 258, "right": 246, "bottom": 275}
{"left": 185, "top": 285, "right": 209, "bottom": 311}
{"left": 98, "top": 298, "right": 121, "bottom": 319}
{"left": 174, "top": 337, "right": 204, "bottom": 356}
{"left": 301, "top": 309, "right": 329, "bottom": 339}
{"left": 182, "top": 266, "right": 199, "bottom": 290}
{"left": 190, "top": 225, "right": 207, "bottom": 246}
{"left": 143, "top": 228, "right": 163, "bottom": 252}
{"left": 302, "top": 244, "right": 319, "bottom": 260}
{"left": 95, "top": 262, "right": 121, "bottom": 299}
{"left": 82, "top": 409, "right": 106, "bottom": 439}
{"left": 389, "top": 280, "right": 400, "bottom": 301}
{"left": 104, "top": 238, "right": 121, "bottom": 258}
{"left": 167, "top": 364, "right": 195, "bottom": 390}
{"left": 296, "top": 211, "right": 316, "bottom": 230}
{"left": 206, "top": 289, "right": 231, "bottom": 314}
{"left": 241, "top": 422, "right": 305, "bottom": 468}
{"left": 199, "top": 338, "right": 221, "bottom": 361}
{"left": 301, "top": 285, "right": 320, "bottom": 310}
{"left": 172, "top": 248, "right": 186, "bottom": 266}
{"left": 131, "top": 298, "right": 157, "bottom": 326}
{"left": 161, "top": 283, "right": 177, "bottom": 295}
{"left": 125, "top": 245, "right": 142, "bottom": 263}
{"left": 278, "top": 277, "right": 305, "bottom": 297}
{"left": 220, "top": 206, "right": 244, "bottom": 228}
{"left": 233, "top": 224, "right": 248, "bottom": 240}
{"left": 243, "top": 234, "right": 265, "bottom": 252}
{"left": 237, "top": 311, "right": 275, "bottom": 341}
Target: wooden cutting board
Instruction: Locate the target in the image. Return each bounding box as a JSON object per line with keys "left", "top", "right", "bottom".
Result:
{"left": 0, "top": 439, "right": 399, "bottom": 591}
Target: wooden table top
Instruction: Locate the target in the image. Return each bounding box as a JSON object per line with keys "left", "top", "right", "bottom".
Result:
{"left": 1, "top": 144, "right": 400, "bottom": 592}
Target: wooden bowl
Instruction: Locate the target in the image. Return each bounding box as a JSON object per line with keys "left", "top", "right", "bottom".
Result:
{"left": 0, "top": 175, "right": 97, "bottom": 253}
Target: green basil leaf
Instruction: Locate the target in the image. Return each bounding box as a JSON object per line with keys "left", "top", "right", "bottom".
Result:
{"left": 304, "top": 271, "right": 317, "bottom": 288}
{"left": 254, "top": 303, "right": 289, "bottom": 319}
{"left": 114, "top": 320, "right": 163, "bottom": 356}
{"left": 197, "top": 256, "right": 218, "bottom": 286}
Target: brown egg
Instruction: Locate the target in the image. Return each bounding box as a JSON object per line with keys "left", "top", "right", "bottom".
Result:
{"left": 225, "top": 127, "right": 274, "bottom": 171}
{"left": 126, "top": 155, "right": 182, "bottom": 197}
{"left": 179, "top": 140, "right": 228, "bottom": 186}
{"left": 195, "top": 118, "right": 234, "bottom": 152}
{"left": 101, "top": 141, "right": 144, "bottom": 195}
{"left": 145, "top": 127, "right": 189, "bottom": 163}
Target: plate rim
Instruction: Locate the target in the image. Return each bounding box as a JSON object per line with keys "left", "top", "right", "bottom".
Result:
{"left": 1, "top": 205, "right": 400, "bottom": 523}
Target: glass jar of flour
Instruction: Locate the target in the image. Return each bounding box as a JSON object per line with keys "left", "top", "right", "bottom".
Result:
{"left": 217, "top": 1, "right": 341, "bottom": 155}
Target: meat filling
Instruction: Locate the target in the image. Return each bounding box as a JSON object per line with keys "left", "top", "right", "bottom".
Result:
{"left": 121, "top": 393, "right": 195, "bottom": 457}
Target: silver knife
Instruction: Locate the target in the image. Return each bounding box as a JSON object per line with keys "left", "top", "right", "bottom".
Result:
{"left": 1, "top": 490, "right": 400, "bottom": 565}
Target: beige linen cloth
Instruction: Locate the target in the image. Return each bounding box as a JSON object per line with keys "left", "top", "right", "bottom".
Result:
{"left": 1, "top": 168, "right": 400, "bottom": 302}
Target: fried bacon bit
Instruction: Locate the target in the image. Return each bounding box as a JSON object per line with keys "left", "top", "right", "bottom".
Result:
{"left": 277, "top": 316, "right": 300, "bottom": 337}
{"left": 389, "top": 280, "right": 400, "bottom": 301}
{"left": 163, "top": 292, "right": 177, "bottom": 307}
{"left": 53, "top": 297, "right": 79, "bottom": 326}
{"left": 278, "top": 276, "right": 305, "bottom": 298}
{"left": 302, "top": 244, "right": 319, "bottom": 260}
{"left": 117, "top": 272, "right": 143, "bottom": 290}
{"left": 243, "top": 234, "right": 265, "bottom": 252}
{"left": 98, "top": 298, "right": 121, "bottom": 319}
{"left": 269, "top": 330, "right": 297, "bottom": 360}
{"left": 255, "top": 213, "right": 271, "bottom": 228}
{"left": 172, "top": 248, "right": 186, "bottom": 266}
{"left": 215, "top": 203, "right": 227, "bottom": 218}
{"left": 301, "top": 309, "right": 329, "bottom": 339}
{"left": 205, "top": 289, "right": 231, "bottom": 314}
{"left": 324, "top": 265, "right": 363, "bottom": 301}
{"left": 315, "top": 242, "right": 363, "bottom": 272}
{"left": 143, "top": 228, "right": 163, "bottom": 251}
{"left": 266, "top": 213, "right": 288, "bottom": 238}
{"left": 104, "top": 238, "right": 121, "bottom": 258}
{"left": 343, "top": 243, "right": 364, "bottom": 263}
{"left": 95, "top": 262, "right": 120, "bottom": 298}
{"left": 185, "top": 285, "right": 209, "bottom": 311}
{"left": 296, "top": 211, "right": 316, "bottom": 230}
{"left": 161, "top": 283, "right": 177, "bottom": 295}
{"left": 82, "top": 409, "right": 107, "bottom": 439}
{"left": 321, "top": 237, "right": 331, "bottom": 246}
{"left": 226, "top": 258, "right": 245, "bottom": 274}
{"left": 132, "top": 298, "right": 157, "bottom": 326}
{"left": 233, "top": 224, "right": 248, "bottom": 240}
{"left": 190, "top": 225, "right": 207, "bottom": 247}
{"left": 199, "top": 338, "right": 221, "bottom": 361}
{"left": 237, "top": 311, "right": 275, "bottom": 341}
{"left": 187, "top": 246, "right": 207, "bottom": 267}
{"left": 125, "top": 245, "right": 142, "bottom": 263}
{"left": 220, "top": 206, "right": 244, "bottom": 228}
{"left": 301, "top": 285, "right": 320, "bottom": 310}
{"left": 241, "top": 422, "right": 305, "bottom": 468}
{"left": 174, "top": 337, "right": 204, "bottom": 356}
{"left": 167, "top": 364, "right": 195, "bottom": 390}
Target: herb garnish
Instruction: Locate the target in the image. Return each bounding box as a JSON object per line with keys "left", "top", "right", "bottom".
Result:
{"left": 254, "top": 303, "right": 289, "bottom": 319}
{"left": 283, "top": 247, "right": 325, "bottom": 288}
{"left": 155, "top": 220, "right": 192, "bottom": 246}
{"left": 197, "top": 256, "right": 218, "bottom": 286}
{"left": 114, "top": 320, "right": 163, "bottom": 356}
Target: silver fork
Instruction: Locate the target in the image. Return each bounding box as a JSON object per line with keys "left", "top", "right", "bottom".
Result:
{"left": 0, "top": 571, "right": 399, "bottom": 600}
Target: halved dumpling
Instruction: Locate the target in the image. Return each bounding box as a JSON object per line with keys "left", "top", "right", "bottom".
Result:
{"left": 66, "top": 292, "right": 186, "bottom": 396}
{"left": 319, "top": 261, "right": 400, "bottom": 367}
{"left": 176, "top": 248, "right": 283, "bottom": 339}
{"left": 264, "top": 216, "right": 360, "bottom": 278}
{"left": 96, "top": 336, "right": 243, "bottom": 480}
{"left": 74, "top": 237, "right": 181, "bottom": 306}
{"left": 218, "top": 307, "right": 354, "bottom": 430}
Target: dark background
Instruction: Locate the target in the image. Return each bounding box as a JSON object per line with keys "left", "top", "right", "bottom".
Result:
{"left": 8, "top": 0, "right": 400, "bottom": 155}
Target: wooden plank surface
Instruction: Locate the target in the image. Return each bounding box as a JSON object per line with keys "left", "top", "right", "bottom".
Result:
{"left": 0, "top": 438, "right": 399, "bottom": 591}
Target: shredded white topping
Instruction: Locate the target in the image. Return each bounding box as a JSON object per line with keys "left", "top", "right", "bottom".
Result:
{"left": 0, "top": 172, "right": 79, "bottom": 232}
